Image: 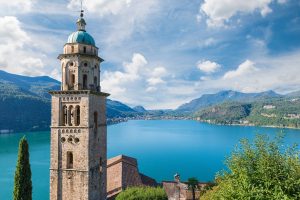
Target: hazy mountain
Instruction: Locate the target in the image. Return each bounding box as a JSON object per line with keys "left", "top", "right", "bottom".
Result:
{"left": 286, "top": 90, "right": 300, "bottom": 97}
{"left": 177, "top": 90, "right": 282, "bottom": 112}
{"left": 132, "top": 106, "right": 147, "bottom": 113}
{"left": 106, "top": 99, "right": 138, "bottom": 118}
{"left": 0, "top": 70, "right": 138, "bottom": 132}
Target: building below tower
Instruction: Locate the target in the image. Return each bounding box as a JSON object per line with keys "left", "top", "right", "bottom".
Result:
{"left": 106, "top": 155, "right": 158, "bottom": 199}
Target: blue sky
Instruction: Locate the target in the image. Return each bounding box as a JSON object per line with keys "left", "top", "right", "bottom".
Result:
{"left": 0, "top": 0, "right": 300, "bottom": 109}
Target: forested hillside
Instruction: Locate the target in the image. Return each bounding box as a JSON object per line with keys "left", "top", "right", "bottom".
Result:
{"left": 0, "top": 70, "right": 140, "bottom": 132}
{"left": 194, "top": 97, "right": 300, "bottom": 128}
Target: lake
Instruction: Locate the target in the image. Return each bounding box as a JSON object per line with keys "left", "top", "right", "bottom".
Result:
{"left": 1, "top": 120, "right": 300, "bottom": 199}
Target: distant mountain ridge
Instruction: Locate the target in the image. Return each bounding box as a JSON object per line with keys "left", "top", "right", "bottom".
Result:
{"left": 1, "top": 70, "right": 299, "bottom": 132}
{"left": 132, "top": 106, "right": 148, "bottom": 113}
{"left": 0, "top": 70, "right": 139, "bottom": 132}
{"left": 177, "top": 90, "right": 282, "bottom": 112}
{"left": 286, "top": 90, "right": 300, "bottom": 97}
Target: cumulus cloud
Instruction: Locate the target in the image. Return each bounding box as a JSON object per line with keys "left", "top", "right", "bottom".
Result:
{"left": 101, "top": 53, "right": 171, "bottom": 107}
{"left": 101, "top": 53, "right": 168, "bottom": 103}
{"left": 200, "top": 0, "right": 274, "bottom": 27}
{"left": 147, "top": 77, "right": 165, "bottom": 86}
{"left": 68, "top": 0, "right": 159, "bottom": 44}
{"left": 223, "top": 60, "right": 258, "bottom": 79}
{"left": 0, "top": 16, "right": 46, "bottom": 76}
{"left": 197, "top": 60, "right": 221, "bottom": 74}
{"left": 195, "top": 52, "right": 300, "bottom": 94}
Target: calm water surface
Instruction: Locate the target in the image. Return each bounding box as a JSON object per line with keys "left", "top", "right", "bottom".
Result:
{"left": 1, "top": 120, "right": 300, "bottom": 200}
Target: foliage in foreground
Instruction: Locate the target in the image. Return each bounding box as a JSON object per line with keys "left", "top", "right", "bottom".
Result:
{"left": 201, "top": 134, "right": 300, "bottom": 200}
{"left": 187, "top": 177, "right": 199, "bottom": 200}
{"left": 116, "top": 186, "right": 167, "bottom": 200}
{"left": 13, "top": 136, "right": 32, "bottom": 200}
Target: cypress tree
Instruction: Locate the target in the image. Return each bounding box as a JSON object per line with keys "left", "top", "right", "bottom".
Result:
{"left": 13, "top": 136, "right": 32, "bottom": 200}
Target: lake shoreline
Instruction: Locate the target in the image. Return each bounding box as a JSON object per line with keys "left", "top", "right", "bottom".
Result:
{"left": 193, "top": 119, "right": 300, "bottom": 130}
{"left": 1, "top": 118, "right": 299, "bottom": 135}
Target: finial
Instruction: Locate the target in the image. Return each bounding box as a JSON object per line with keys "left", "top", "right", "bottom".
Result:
{"left": 76, "top": 0, "right": 86, "bottom": 31}
{"left": 80, "top": 0, "right": 84, "bottom": 18}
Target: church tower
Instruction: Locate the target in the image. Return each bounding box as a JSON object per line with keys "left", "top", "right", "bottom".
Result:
{"left": 49, "top": 11, "right": 109, "bottom": 200}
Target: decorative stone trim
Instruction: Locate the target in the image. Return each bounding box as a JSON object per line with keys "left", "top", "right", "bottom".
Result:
{"left": 49, "top": 90, "right": 110, "bottom": 97}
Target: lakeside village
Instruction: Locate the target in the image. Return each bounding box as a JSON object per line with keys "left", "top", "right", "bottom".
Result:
{"left": 10, "top": 9, "right": 300, "bottom": 200}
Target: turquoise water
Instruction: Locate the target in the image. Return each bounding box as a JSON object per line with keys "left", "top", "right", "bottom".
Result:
{"left": 1, "top": 120, "right": 300, "bottom": 200}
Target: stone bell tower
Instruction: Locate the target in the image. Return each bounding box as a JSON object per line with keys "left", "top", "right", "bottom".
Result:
{"left": 49, "top": 10, "right": 109, "bottom": 200}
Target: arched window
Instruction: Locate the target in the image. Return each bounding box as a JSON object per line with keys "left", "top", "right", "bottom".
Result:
{"left": 71, "top": 46, "right": 74, "bottom": 53}
{"left": 94, "top": 76, "right": 97, "bottom": 87}
{"left": 83, "top": 74, "right": 88, "bottom": 89}
{"left": 99, "top": 157, "right": 102, "bottom": 173}
{"left": 94, "top": 112, "right": 98, "bottom": 131}
{"left": 75, "top": 106, "right": 80, "bottom": 126}
{"left": 83, "top": 46, "right": 86, "bottom": 53}
{"left": 68, "top": 106, "right": 74, "bottom": 126}
{"left": 62, "top": 105, "right": 68, "bottom": 126}
{"left": 70, "top": 74, "right": 75, "bottom": 89}
{"left": 67, "top": 151, "right": 73, "bottom": 169}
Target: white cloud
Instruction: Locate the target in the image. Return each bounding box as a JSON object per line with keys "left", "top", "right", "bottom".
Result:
{"left": 124, "top": 53, "right": 147, "bottom": 74}
{"left": 146, "top": 86, "right": 157, "bottom": 92}
{"left": 0, "top": 16, "right": 46, "bottom": 76}
{"left": 147, "top": 77, "right": 165, "bottom": 86}
{"left": 101, "top": 53, "right": 146, "bottom": 95}
{"left": 0, "top": 0, "right": 33, "bottom": 14}
{"left": 68, "top": 0, "right": 160, "bottom": 44}
{"left": 196, "top": 52, "right": 300, "bottom": 94}
{"left": 68, "top": 0, "right": 131, "bottom": 16}
{"left": 101, "top": 53, "right": 170, "bottom": 106}
{"left": 277, "top": 0, "right": 288, "bottom": 4}
{"left": 197, "top": 60, "right": 221, "bottom": 74}
{"left": 223, "top": 60, "right": 258, "bottom": 79}
{"left": 151, "top": 67, "right": 167, "bottom": 77}
{"left": 200, "top": 0, "right": 273, "bottom": 27}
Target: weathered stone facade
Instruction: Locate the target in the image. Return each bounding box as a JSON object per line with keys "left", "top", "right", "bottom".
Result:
{"left": 107, "top": 155, "right": 158, "bottom": 199}
{"left": 49, "top": 13, "right": 109, "bottom": 200}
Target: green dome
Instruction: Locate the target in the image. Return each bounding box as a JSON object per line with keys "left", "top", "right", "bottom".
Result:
{"left": 67, "top": 30, "right": 95, "bottom": 46}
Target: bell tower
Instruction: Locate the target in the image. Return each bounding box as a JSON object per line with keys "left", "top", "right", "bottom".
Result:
{"left": 49, "top": 10, "right": 109, "bottom": 200}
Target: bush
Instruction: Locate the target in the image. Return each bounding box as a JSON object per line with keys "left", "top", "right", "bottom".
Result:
{"left": 116, "top": 186, "right": 167, "bottom": 200}
{"left": 201, "top": 134, "right": 300, "bottom": 200}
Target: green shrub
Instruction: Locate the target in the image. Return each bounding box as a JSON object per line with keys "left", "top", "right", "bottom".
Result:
{"left": 116, "top": 186, "right": 167, "bottom": 200}
{"left": 201, "top": 134, "right": 300, "bottom": 200}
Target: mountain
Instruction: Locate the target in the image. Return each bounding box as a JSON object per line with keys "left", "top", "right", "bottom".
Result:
{"left": 0, "top": 70, "right": 138, "bottom": 132}
{"left": 132, "top": 106, "right": 147, "bottom": 113}
{"left": 194, "top": 98, "right": 300, "bottom": 128}
{"left": 177, "top": 90, "right": 282, "bottom": 112}
{"left": 286, "top": 90, "right": 300, "bottom": 97}
{"left": 106, "top": 99, "right": 138, "bottom": 118}
{"left": 0, "top": 70, "right": 60, "bottom": 99}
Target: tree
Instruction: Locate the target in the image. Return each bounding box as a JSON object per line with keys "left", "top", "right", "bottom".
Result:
{"left": 116, "top": 187, "right": 167, "bottom": 200}
{"left": 13, "top": 136, "right": 32, "bottom": 200}
{"left": 187, "top": 177, "right": 199, "bottom": 200}
{"left": 201, "top": 134, "right": 300, "bottom": 200}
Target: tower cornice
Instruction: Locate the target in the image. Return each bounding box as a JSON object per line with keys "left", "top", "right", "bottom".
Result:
{"left": 49, "top": 90, "right": 110, "bottom": 97}
{"left": 58, "top": 53, "right": 104, "bottom": 63}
